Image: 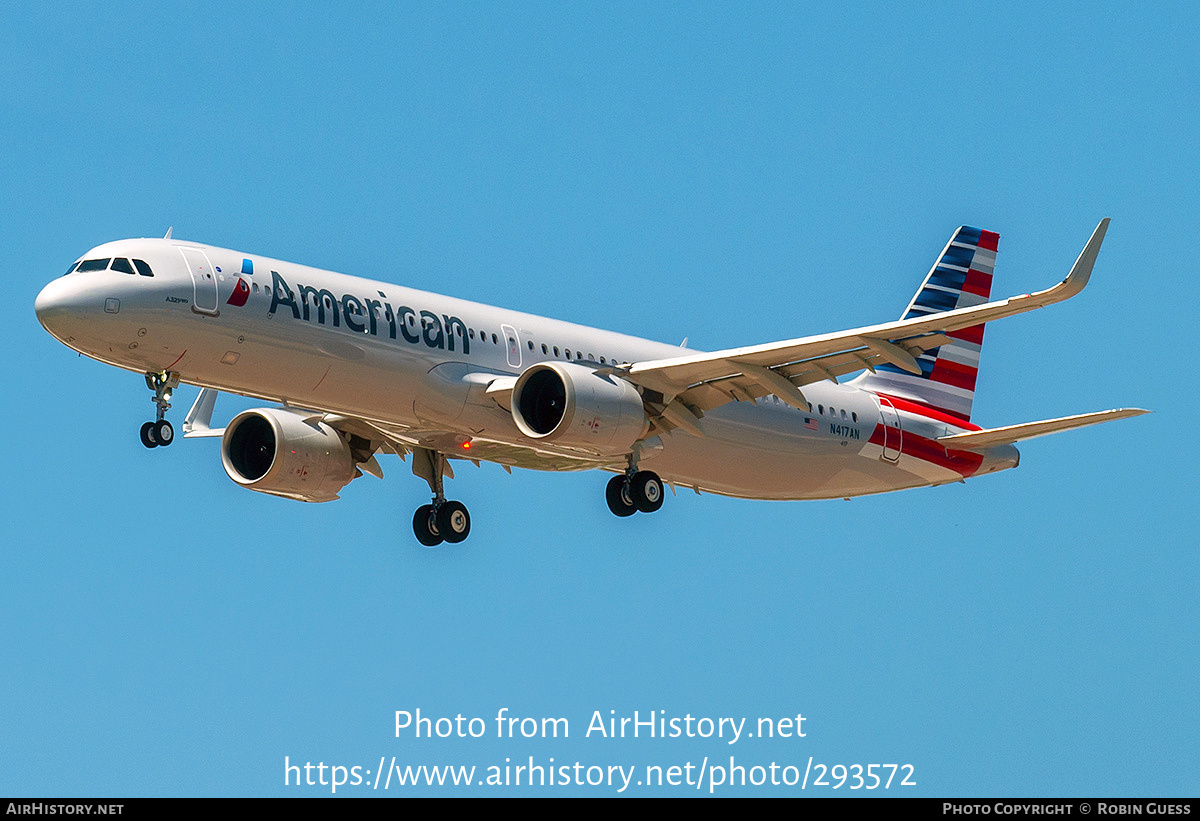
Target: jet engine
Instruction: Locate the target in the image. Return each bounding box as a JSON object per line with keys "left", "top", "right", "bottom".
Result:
{"left": 220, "top": 408, "right": 358, "bottom": 502}
{"left": 511, "top": 362, "right": 648, "bottom": 456}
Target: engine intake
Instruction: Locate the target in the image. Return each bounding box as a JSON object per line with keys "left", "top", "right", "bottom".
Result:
{"left": 221, "top": 408, "right": 357, "bottom": 502}
{"left": 511, "top": 362, "right": 648, "bottom": 456}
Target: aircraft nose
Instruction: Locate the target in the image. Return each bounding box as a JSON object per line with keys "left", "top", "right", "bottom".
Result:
{"left": 35, "top": 276, "right": 90, "bottom": 341}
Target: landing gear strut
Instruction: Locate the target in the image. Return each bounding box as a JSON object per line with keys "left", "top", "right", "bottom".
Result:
{"left": 605, "top": 452, "right": 665, "bottom": 518}
{"left": 411, "top": 448, "right": 471, "bottom": 546}
{"left": 140, "top": 371, "right": 179, "bottom": 448}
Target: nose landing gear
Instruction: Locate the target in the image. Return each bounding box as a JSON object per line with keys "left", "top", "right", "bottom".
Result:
{"left": 140, "top": 371, "right": 179, "bottom": 448}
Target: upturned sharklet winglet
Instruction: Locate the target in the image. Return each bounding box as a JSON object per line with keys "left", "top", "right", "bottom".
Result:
{"left": 937, "top": 407, "right": 1149, "bottom": 450}
{"left": 1046, "top": 217, "right": 1108, "bottom": 303}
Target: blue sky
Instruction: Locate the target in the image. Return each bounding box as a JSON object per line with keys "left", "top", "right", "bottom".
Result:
{"left": 2, "top": 1, "right": 1195, "bottom": 796}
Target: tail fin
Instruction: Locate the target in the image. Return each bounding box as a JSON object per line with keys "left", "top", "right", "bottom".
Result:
{"left": 855, "top": 226, "right": 999, "bottom": 422}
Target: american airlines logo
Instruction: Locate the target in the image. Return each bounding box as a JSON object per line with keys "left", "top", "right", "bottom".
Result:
{"left": 265, "top": 271, "right": 471, "bottom": 354}
{"left": 227, "top": 277, "right": 250, "bottom": 307}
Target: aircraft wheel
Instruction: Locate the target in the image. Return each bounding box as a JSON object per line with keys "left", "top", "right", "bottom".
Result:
{"left": 436, "top": 501, "right": 471, "bottom": 544}
{"left": 140, "top": 421, "right": 158, "bottom": 449}
{"left": 605, "top": 475, "right": 636, "bottom": 517}
{"left": 632, "top": 471, "right": 664, "bottom": 513}
{"left": 413, "top": 504, "right": 443, "bottom": 547}
{"left": 154, "top": 419, "right": 174, "bottom": 446}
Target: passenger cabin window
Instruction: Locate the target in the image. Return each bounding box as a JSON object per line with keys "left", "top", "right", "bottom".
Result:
{"left": 77, "top": 259, "right": 111, "bottom": 272}
{"left": 111, "top": 258, "right": 135, "bottom": 275}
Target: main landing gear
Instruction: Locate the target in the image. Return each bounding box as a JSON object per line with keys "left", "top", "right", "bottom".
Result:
{"left": 605, "top": 468, "right": 665, "bottom": 517}
{"left": 140, "top": 371, "right": 179, "bottom": 449}
{"left": 410, "top": 448, "right": 471, "bottom": 546}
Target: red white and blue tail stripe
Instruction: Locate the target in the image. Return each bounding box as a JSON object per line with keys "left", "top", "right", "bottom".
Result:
{"left": 855, "top": 226, "right": 998, "bottom": 422}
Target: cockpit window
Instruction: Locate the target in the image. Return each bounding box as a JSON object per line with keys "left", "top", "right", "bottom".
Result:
{"left": 64, "top": 261, "right": 80, "bottom": 275}
{"left": 133, "top": 259, "right": 154, "bottom": 277}
{"left": 76, "top": 258, "right": 111, "bottom": 272}
{"left": 111, "top": 258, "right": 135, "bottom": 275}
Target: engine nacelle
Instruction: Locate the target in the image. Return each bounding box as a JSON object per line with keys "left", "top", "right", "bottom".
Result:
{"left": 511, "top": 362, "right": 649, "bottom": 456}
{"left": 221, "top": 408, "right": 357, "bottom": 502}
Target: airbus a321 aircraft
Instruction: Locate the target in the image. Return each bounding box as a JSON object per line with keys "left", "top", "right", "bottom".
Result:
{"left": 35, "top": 219, "right": 1146, "bottom": 545}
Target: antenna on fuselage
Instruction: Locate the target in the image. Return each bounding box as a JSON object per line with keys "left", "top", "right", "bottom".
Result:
{"left": 163, "top": 227, "right": 173, "bottom": 239}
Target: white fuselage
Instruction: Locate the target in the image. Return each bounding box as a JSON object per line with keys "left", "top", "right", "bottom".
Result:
{"left": 35, "top": 237, "right": 1018, "bottom": 501}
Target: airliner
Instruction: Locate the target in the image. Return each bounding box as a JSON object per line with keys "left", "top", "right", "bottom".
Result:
{"left": 34, "top": 219, "right": 1146, "bottom": 545}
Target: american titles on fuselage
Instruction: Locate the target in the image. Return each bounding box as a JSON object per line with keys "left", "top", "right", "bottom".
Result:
{"left": 267, "top": 270, "right": 472, "bottom": 355}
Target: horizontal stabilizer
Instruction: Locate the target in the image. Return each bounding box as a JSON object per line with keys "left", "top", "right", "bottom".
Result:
{"left": 937, "top": 408, "right": 1149, "bottom": 450}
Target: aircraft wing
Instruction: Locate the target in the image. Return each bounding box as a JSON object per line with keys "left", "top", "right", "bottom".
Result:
{"left": 182, "top": 383, "right": 613, "bottom": 476}
{"left": 356, "top": 418, "right": 620, "bottom": 472}
{"left": 619, "top": 219, "right": 1110, "bottom": 432}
